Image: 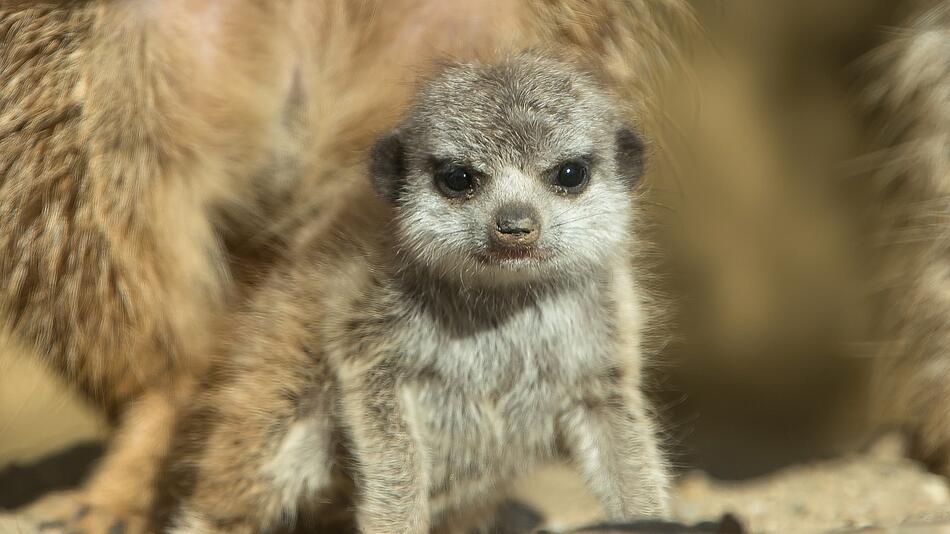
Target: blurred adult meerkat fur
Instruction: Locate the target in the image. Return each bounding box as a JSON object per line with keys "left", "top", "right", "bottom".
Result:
{"left": 2, "top": 3, "right": 302, "bottom": 529}
{"left": 161, "top": 51, "right": 668, "bottom": 534}
{"left": 864, "top": 2, "right": 950, "bottom": 476}
{"left": 1, "top": 4, "right": 254, "bottom": 408}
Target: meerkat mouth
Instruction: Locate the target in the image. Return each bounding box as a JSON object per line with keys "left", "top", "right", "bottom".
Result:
{"left": 478, "top": 247, "right": 550, "bottom": 265}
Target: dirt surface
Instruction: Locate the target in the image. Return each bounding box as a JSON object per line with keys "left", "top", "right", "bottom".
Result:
{"left": 670, "top": 435, "right": 950, "bottom": 533}
{"left": 510, "top": 434, "right": 950, "bottom": 533}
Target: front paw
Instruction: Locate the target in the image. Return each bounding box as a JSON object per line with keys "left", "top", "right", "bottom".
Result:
{"left": 25, "top": 491, "right": 149, "bottom": 534}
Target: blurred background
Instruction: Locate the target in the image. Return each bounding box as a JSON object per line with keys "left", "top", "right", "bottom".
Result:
{"left": 2, "top": 1, "right": 948, "bottom": 532}
{"left": 650, "top": 0, "right": 904, "bottom": 477}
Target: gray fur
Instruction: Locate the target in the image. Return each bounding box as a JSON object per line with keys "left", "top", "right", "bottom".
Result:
{"left": 166, "top": 52, "right": 669, "bottom": 534}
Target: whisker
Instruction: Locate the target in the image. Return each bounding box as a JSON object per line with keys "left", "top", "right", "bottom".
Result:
{"left": 551, "top": 210, "right": 623, "bottom": 229}
{"left": 550, "top": 204, "right": 576, "bottom": 224}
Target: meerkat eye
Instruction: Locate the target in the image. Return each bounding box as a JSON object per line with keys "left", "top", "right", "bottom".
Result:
{"left": 435, "top": 165, "right": 476, "bottom": 197}
{"left": 554, "top": 160, "right": 589, "bottom": 192}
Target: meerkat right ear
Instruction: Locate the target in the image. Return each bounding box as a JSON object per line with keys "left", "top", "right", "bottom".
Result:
{"left": 369, "top": 132, "right": 408, "bottom": 203}
{"left": 615, "top": 126, "right": 647, "bottom": 189}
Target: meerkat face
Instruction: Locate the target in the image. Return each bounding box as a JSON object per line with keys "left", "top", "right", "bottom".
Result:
{"left": 370, "top": 53, "right": 646, "bottom": 286}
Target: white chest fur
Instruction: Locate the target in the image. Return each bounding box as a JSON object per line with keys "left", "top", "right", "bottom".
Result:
{"left": 395, "top": 279, "right": 628, "bottom": 500}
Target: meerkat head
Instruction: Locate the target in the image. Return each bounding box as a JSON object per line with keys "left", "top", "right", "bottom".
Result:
{"left": 370, "top": 52, "right": 646, "bottom": 286}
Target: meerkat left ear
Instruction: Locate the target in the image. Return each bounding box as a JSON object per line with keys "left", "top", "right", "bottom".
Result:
{"left": 615, "top": 126, "right": 647, "bottom": 189}
{"left": 369, "top": 132, "right": 408, "bottom": 203}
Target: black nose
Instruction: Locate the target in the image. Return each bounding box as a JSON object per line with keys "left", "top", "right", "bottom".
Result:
{"left": 493, "top": 203, "right": 540, "bottom": 246}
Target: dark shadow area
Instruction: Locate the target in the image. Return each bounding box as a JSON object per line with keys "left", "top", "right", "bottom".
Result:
{"left": 542, "top": 513, "right": 745, "bottom": 533}
{"left": 0, "top": 441, "right": 103, "bottom": 510}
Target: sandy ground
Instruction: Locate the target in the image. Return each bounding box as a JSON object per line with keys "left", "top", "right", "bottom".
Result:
{"left": 511, "top": 434, "right": 950, "bottom": 533}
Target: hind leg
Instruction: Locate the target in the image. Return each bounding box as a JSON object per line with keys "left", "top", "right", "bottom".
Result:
{"left": 166, "top": 394, "right": 336, "bottom": 534}
{"left": 25, "top": 383, "right": 192, "bottom": 534}
{"left": 160, "top": 323, "right": 339, "bottom": 534}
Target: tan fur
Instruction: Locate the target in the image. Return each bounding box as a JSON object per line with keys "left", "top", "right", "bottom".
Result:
{"left": 0, "top": 2, "right": 301, "bottom": 407}
{"left": 2, "top": 4, "right": 304, "bottom": 529}
{"left": 865, "top": 3, "right": 950, "bottom": 476}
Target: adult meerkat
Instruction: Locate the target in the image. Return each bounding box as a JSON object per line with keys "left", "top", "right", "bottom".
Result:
{"left": 161, "top": 53, "right": 668, "bottom": 534}
{"left": 2, "top": 1, "right": 691, "bottom": 531}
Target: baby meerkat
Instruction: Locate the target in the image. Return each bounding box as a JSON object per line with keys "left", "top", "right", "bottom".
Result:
{"left": 164, "top": 52, "right": 668, "bottom": 534}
